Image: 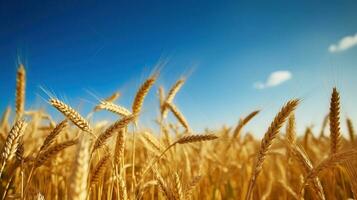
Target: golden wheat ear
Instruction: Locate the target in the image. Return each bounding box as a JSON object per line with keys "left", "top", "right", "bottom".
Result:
{"left": 329, "top": 87, "right": 341, "bottom": 155}
{"left": 299, "top": 149, "right": 357, "bottom": 197}
{"left": 132, "top": 72, "right": 159, "bottom": 116}
{"left": 49, "top": 98, "right": 93, "bottom": 133}
{"left": 0, "top": 120, "right": 27, "bottom": 175}
{"left": 35, "top": 139, "right": 78, "bottom": 168}
{"left": 15, "top": 64, "right": 26, "bottom": 121}
{"left": 161, "top": 77, "right": 186, "bottom": 119}
{"left": 245, "top": 99, "right": 299, "bottom": 200}
{"left": 69, "top": 137, "right": 90, "bottom": 200}
{"left": 95, "top": 101, "right": 132, "bottom": 117}
{"left": 175, "top": 133, "right": 218, "bottom": 144}
{"left": 165, "top": 102, "right": 191, "bottom": 132}
{"left": 92, "top": 114, "right": 135, "bottom": 153}
{"left": 39, "top": 119, "right": 68, "bottom": 152}
{"left": 286, "top": 113, "right": 296, "bottom": 144}
{"left": 89, "top": 154, "right": 110, "bottom": 188}
{"left": 346, "top": 118, "right": 355, "bottom": 143}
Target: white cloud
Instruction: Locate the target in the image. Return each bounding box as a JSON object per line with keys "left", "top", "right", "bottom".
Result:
{"left": 329, "top": 33, "right": 357, "bottom": 53}
{"left": 254, "top": 70, "right": 292, "bottom": 89}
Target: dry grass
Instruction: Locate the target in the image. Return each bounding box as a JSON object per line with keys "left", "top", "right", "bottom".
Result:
{"left": 0, "top": 66, "right": 356, "bottom": 200}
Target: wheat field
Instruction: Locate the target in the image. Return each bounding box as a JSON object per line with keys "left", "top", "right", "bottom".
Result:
{"left": 0, "top": 64, "right": 356, "bottom": 200}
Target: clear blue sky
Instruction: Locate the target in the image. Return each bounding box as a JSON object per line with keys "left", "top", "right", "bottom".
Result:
{"left": 1, "top": 0, "right": 357, "bottom": 136}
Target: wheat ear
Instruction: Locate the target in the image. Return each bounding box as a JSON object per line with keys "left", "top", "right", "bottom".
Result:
{"left": 69, "top": 137, "right": 90, "bottom": 200}
{"left": 305, "top": 149, "right": 357, "bottom": 183}
{"left": 90, "top": 154, "right": 110, "bottom": 187}
{"left": 329, "top": 88, "right": 341, "bottom": 154}
{"left": 132, "top": 72, "right": 158, "bottom": 115}
{"left": 39, "top": 120, "right": 68, "bottom": 152}
{"left": 153, "top": 169, "right": 173, "bottom": 199}
{"left": 161, "top": 78, "right": 185, "bottom": 119}
{"left": 245, "top": 99, "right": 299, "bottom": 200}
{"left": 347, "top": 118, "right": 355, "bottom": 143}
{"left": 15, "top": 64, "right": 26, "bottom": 120}
{"left": 95, "top": 101, "right": 132, "bottom": 117}
{"left": 0, "top": 120, "right": 27, "bottom": 178}
{"left": 300, "top": 149, "right": 357, "bottom": 196}
{"left": 175, "top": 134, "right": 218, "bottom": 144}
{"left": 286, "top": 113, "right": 296, "bottom": 144}
{"left": 50, "top": 98, "right": 92, "bottom": 133}
{"left": 140, "top": 134, "right": 218, "bottom": 180}
{"left": 173, "top": 172, "right": 184, "bottom": 200}
{"left": 35, "top": 139, "right": 78, "bottom": 168}
{"left": 287, "top": 143, "right": 326, "bottom": 200}
{"left": 319, "top": 114, "right": 329, "bottom": 138}
{"left": 344, "top": 161, "right": 357, "bottom": 199}
{"left": 118, "top": 174, "right": 128, "bottom": 200}
{"left": 184, "top": 175, "right": 201, "bottom": 199}
{"left": 165, "top": 102, "right": 191, "bottom": 132}
{"left": 226, "top": 110, "right": 260, "bottom": 151}
{"left": 92, "top": 114, "right": 135, "bottom": 153}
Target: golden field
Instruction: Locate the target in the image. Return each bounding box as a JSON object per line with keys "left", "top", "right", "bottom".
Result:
{"left": 0, "top": 64, "right": 356, "bottom": 200}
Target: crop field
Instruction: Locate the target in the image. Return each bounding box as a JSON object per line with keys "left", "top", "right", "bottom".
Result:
{"left": 0, "top": 65, "right": 356, "bottom": 200}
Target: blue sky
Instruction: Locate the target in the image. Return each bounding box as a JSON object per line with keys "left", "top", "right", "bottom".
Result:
{"left": 1, "top": 0, "right": 357, "bottom": 136}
